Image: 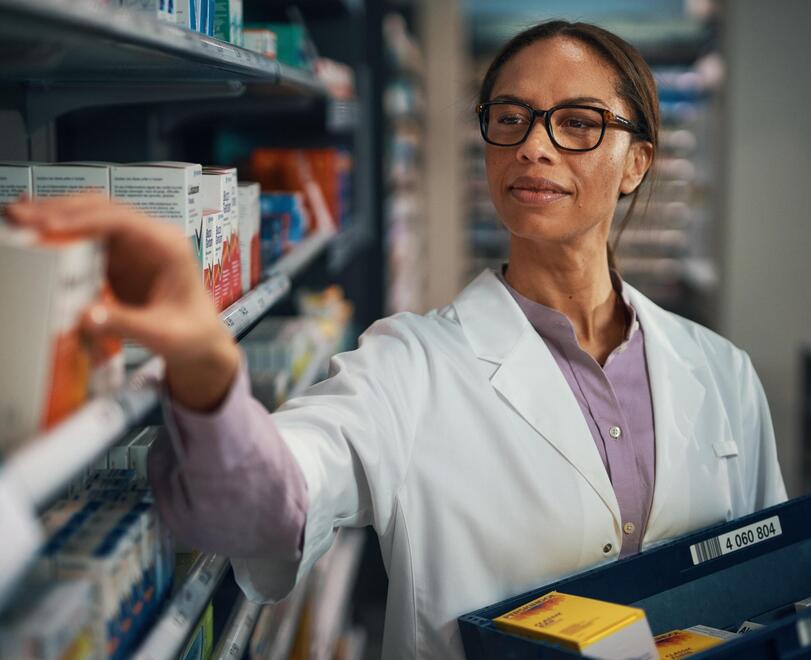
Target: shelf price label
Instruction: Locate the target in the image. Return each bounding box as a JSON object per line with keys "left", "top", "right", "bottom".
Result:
{"left": 689, "top": 515, "right": 782, "bottom": 565}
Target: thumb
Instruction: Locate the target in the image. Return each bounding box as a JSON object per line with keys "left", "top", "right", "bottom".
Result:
{"left": 82, "top": 301, "right": 166, "bottom": 352}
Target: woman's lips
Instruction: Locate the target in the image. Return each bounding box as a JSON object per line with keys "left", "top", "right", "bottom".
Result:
{"left": 508, "top": 176, "right": 571, "bottom": 205}
{"left": 509, "top": 187, "right": 570, "bottom": 205}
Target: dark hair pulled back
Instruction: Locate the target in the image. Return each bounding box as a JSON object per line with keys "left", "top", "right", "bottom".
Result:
{"left": 479, "top": 20, "right": 659, "bottom": 268}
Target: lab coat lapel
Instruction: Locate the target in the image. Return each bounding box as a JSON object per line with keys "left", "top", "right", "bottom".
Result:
{"left": 454, "top": 270, "right": 621, "bottom": 523}
{"left": 626, "top": 286, "right": 707, "bottom": 542}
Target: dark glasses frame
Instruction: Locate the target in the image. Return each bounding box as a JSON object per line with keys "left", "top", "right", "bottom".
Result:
{"left": 477, "top": 99, "right": 644, "bottom": 151}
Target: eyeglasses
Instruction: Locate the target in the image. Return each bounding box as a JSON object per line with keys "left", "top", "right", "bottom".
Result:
{"left": 477, "top": 100, "right": 643, "bottom": 151}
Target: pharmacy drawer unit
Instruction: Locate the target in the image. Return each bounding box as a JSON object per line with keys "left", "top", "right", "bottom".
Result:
{"left": 459, "top": 495, "right": 811, "bottom": 659}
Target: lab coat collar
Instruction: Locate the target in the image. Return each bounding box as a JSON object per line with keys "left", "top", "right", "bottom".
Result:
{"left": 453, "top": 269, "right": 621, "bottom": 522}
{"left": 453, "top": 269, "right": 708, "bottom": 538}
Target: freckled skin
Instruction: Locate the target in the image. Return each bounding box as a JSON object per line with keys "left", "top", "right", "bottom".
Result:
{"left": 485, "top": 37, "right": 647, "bottom": 249}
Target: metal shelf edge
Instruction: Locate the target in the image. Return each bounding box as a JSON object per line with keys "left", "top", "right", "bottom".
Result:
{"left": 211, "top": 595, "right": 263, "bottom": 660}
{"left": 132, "top": 554, "right": 229, "bottom": 660}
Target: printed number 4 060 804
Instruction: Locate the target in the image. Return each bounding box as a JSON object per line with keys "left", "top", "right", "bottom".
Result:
{"left": 725, "top": 521, "right": 778, "bottom": 551}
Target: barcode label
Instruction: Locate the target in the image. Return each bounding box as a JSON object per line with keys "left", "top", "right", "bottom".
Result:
{"left": 690, "top": 515, "right": 782, "bottom": 565}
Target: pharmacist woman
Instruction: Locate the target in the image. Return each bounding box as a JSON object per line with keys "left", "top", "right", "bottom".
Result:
{"left": 7, "top": 20, "right": 786, "bottom": 660}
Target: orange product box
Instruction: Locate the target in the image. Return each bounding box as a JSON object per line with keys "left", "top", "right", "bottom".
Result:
{"left": 493, "top": 591, "right": 658, "bottom": 660}
{"left": 307, "top": 148, "right": 350, "bottom": 229}
{"left": 33, "top": 163, "right": 124, "bottom": 396}
{"left": 0, "top": 228, "right": 106, "bottom": 453}
{"left": 238, "top": 182, "right": 261, "bottom": 290}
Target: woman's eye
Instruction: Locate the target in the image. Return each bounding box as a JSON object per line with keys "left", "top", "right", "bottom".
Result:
{"left": 497, "top": 114, "right": 527, "bottom": 125}
{"left": 560, "top": 117, "right": 599, "bottom": 130}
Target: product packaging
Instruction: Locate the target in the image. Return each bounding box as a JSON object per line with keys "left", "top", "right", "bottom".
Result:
{"left": 493, "top": 591, "right": 658, "bottom": 660}
{"left": 174, "top": 0, "right": 199, "bottom": 31}
{"left": 654, "top": 625, "right": 738, "bottom": 658}
{"left": 245, "top": 22, "right": 312, "bottom": 69}
{"left": 250, "top": 148, "right": 338, "bottom": 232}
{"left": 202, "top": 211, "right": 217, "bottom": 304}
{"left": 42, "top": 481, "right": 174, "bottom": 658}
{"left": 213, "top": 211, "right": 226, "bottom": 310}
{"left": 736, "top": 620, "right": 766, "bottom": 633}
{"left": 179, "top": 603, "right": 214, "bottom": 660}
{"left": 30, "top": 163, "right": 126, "bottom": 395}
{"left": 238, "top": 181, "right": 261, "bottom": 290}
{"left": 213, "top": 0, "right": 242, "bottom": 45}
{"left": 0, "top": 163, "right": 34, "bottom": 220}
{"left": 260, "top": 192, "right": 309, "bottom": 264}
{"left": 110, "top": 162, "right": 203, "bottom": 271}
{"left": 202, "top": 166, "right": 241, "bottom": 304}
{"left": 242, "top": 28, "right": 276, "bottom": 58}
{"left": 118, "top": 0, "right": 165, "bottom": 21}
{"left": 0, "top": 229, "right": 107, "bottom": 452}
{"left": 0, "top": 580, "right": 94, "bottom": 660}
{"left": 33, "top": 163, "right": 111, "bottom": 199}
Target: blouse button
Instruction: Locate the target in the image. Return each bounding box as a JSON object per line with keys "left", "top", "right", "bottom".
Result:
{"left": 609, "top": 425, "right": 622, "bottom": 439}
{"left": 623, "top": 522, "right": 636, "bottom": 535}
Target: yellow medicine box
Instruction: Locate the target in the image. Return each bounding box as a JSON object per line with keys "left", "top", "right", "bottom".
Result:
{"left": 655, "top": 626, "right": 734, "bottom": 659}
{"left": 493, "top": 591, "right": 658, "bottom": 659}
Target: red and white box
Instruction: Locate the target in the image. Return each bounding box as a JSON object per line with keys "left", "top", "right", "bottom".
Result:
{"left": 0, "top": 228, "right": 106, "bottom": 452}
{"left": 238, "top": 181, "right": 261, "bottom": 290}
{"left": 203, "top": 167, "right": 242, "bottom": 305}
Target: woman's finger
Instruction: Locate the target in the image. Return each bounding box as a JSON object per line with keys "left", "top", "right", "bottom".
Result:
{"left": 5, "top": 195, "right": 159, "bottom": 240}
{"left": 81, "top": 300, "right": 169, "bottom": 352}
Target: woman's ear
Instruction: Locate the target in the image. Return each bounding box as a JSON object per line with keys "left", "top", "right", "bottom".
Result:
{"left": 619, "top": 140, "right": 654, "bottom": 195}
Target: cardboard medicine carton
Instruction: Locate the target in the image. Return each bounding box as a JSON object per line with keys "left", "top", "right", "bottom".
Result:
{"left": 493, "top": 591, "right": 658, "bottom": 660}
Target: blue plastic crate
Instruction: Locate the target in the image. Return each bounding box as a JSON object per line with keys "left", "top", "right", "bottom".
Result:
{"left": 459, "top": 495, "right": 811, "bottom": 659}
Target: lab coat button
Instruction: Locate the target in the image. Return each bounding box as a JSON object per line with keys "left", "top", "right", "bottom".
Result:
{"left": 602, "top": 543, "right": 613, "bottom": 554}
{"left": 623, "top": 522, "right": 636, "bottom": 535}
{"left": 609, "top": 425, "right": 622, "bottom": 439}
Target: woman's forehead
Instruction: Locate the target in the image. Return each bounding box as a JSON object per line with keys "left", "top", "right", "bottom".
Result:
{"left": 490, "top": 37, "right": 621, "bottom": 106}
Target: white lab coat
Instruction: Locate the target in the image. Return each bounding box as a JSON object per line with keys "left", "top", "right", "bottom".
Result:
{"left": 231, "top": 268, "right": 787, "bottom": 659}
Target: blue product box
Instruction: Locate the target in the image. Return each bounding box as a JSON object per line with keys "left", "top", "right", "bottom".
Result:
{"left": 459, "top": 495, "right": 811, "bottom": 659}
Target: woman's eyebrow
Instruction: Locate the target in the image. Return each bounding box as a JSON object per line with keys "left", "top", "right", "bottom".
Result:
{"left": 489, "top": 94, "right": 609, "bottom": 107}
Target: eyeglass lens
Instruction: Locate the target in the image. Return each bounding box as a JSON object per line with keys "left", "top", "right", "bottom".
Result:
{"left": 485, "top": 104, "right": 605, "bottom": 149}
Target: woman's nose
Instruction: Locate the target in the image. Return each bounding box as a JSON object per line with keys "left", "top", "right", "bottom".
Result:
{"left": 515, "top": 119, "right": 557, "bottom": 163}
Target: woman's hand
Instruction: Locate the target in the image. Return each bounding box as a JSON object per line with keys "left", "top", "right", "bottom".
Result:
{"left": 5, "top": 195, "right": 240, "bottom": 412}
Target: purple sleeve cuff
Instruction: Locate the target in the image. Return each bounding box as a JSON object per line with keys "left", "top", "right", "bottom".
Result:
{"left": 148, "top": 357, "right": 308, "bottom": 561}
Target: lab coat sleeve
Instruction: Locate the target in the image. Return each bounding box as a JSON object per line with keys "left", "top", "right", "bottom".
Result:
{"left": 739, "top": 352, "right": 788, "bottom": 510}
{"left": 232, "top": 315, "right": 428, "bottom": 602}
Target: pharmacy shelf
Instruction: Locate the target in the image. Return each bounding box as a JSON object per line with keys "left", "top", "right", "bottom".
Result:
{"left": 133, "top": 554, "right": 230, "bottom": 660}
{"left": 0, "top": 0, "right": 322, "bottom": 87}
{"left": 211, "top": 595, "right": 263, "bottom": 660}
{"left": 0, "top": 232, "right": 339, "bottom": 606}
{"left": 0, "top": 0, "right": 326, "bottom": 126}
{"left": 222, "top": 274, "right": 291, "bottom": 340}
